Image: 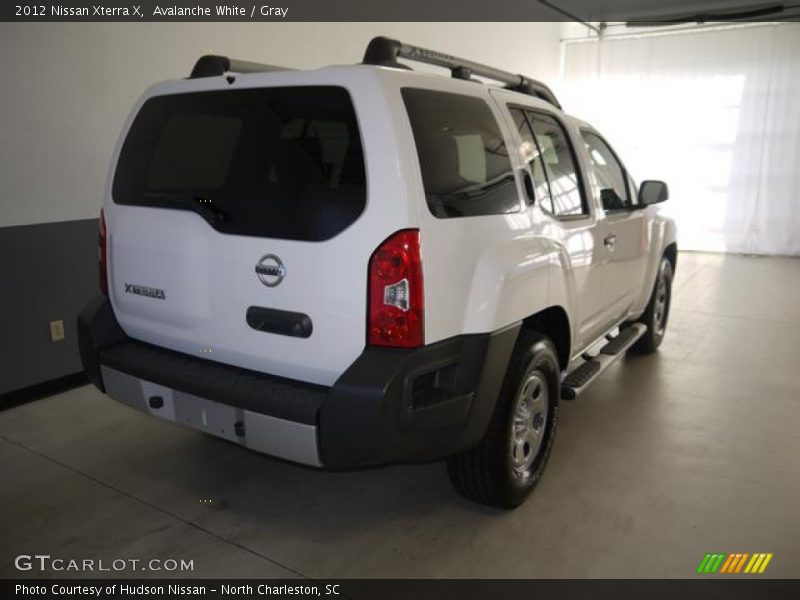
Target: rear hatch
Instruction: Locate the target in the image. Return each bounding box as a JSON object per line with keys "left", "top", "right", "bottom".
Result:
{"left": 107, "top": 84, "right": 369, "bottom": 386}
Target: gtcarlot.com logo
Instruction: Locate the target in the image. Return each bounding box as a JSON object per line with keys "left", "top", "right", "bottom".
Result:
{"left": 697, "top": 552, "right": 774, "bottom": 574}
{"left": 14, "top": 554, "right": 194, "bottom": 573}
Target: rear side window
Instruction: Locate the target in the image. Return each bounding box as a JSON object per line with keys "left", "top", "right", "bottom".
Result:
{"left": 113, "top": 86, "right": 366, "bottom": 242}
{"left": 402, "top": 88, "right": 519, "bottom": 218}
{"left": 523, "top": 112, "right": 586, "bottom": 218}
{"left": 510, "top": 108, "right": 554, "bottom": 213}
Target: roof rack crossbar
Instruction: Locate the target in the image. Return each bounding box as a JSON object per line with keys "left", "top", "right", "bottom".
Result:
{"left": 362, "top": 36, "right": 561, "bottom": 109}
{"left": 190, "top": 55, "right": 290, "bottom": 78}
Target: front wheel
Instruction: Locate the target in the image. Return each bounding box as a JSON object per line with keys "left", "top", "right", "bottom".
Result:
{"left": 629, "top": 256, "right": 673, "bottom": 354}
{"left": 446, "top": 330, "right": 560, "bottom": 509}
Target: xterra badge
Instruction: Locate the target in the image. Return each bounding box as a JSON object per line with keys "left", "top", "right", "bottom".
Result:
{"left": 124, "top": 283, "right": 166, "bottom": 300}
{"left": 255, "top": 254, "right": 286, "bottom": 287}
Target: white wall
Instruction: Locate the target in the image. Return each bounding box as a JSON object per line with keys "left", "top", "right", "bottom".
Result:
{"left": 0, "top": 22, "right": 561, "bottom": 227}
{"left": 557, "top": 22, "right": 800, "bottom": 256}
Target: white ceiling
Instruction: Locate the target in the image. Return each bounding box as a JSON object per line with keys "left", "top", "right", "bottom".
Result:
{"left": 549, "top": 0, "right": 800, "bottom": 21}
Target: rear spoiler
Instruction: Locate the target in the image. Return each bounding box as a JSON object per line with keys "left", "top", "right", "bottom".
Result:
{"left": 189, "top": 55, "right": 291, "bottom": 78}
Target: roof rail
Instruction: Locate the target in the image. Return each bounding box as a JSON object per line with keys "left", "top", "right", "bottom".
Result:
{"left": 362, "top": 36, "right": 562, "bottom": 109}
{"left": 190, "top": 55, "right": 290, "bottom": 78}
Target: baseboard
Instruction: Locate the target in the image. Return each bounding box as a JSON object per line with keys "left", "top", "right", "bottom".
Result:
{"left": 0, "top": 372, "right": 88, "bottom": 411}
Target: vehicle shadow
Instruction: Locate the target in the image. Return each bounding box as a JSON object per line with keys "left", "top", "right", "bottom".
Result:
{"left": 103, "top": 417, "right": 507, "bottom": 543}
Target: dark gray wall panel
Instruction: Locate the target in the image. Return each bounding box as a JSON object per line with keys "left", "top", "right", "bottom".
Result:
{"left": 0, "top": 219, "right": 99, "bottom": 395}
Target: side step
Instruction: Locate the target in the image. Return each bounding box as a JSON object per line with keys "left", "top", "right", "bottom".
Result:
{"left": 561, "top": 323, "right": 647, "bottom": 400}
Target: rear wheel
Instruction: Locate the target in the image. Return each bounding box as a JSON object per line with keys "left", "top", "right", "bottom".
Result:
{"left": 629, "top": 256, "right": 673, "bottom": 354}
{"left": 446, "top": 330, "right": 560, "bottom": 509}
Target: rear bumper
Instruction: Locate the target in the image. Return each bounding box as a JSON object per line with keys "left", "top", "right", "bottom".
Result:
{"left": 78, "top": 297, "right": 519, "bottom": 468}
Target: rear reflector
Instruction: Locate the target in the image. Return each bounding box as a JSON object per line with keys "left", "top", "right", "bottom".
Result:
{"left": 99, "top": 209, "right": 108, "bottom": 295}
{"left": 368, "top": 229, "right": 424, "bottom": 348}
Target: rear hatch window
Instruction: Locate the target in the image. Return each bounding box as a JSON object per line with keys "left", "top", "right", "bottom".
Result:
{"left": 113, "top": 86, "right": 366, "bottom": 241}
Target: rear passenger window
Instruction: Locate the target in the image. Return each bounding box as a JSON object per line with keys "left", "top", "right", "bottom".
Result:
{"left": 525, "top": 112, "right": 586, "bottom": 217}
{"left": 402, "top": 88, "right": 519, "bottom": 218}
{"left": 510, "top": 108, "right": 553, "bottom": 213}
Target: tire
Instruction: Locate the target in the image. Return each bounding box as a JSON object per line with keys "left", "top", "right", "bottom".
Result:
{"left": 628, "top": 256, "right": 673, "bottom": 354}
{"left": 446, "top": 330, "right": 560, "bottom": 509}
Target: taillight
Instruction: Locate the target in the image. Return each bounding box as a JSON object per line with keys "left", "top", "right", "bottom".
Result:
{"left": 99, "top": 209, "right": 108, "bottom": 295}
{"left": 368, "top": 229, "right": 424, "bottom": 348}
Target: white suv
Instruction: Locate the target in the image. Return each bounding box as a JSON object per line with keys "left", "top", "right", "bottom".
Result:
{"left": 79, "top": 37, "right": 677, "bottom": 508}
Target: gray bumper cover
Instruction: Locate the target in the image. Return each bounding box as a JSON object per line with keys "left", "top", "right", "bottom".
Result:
{"left": 101, "top": 366, "right": 321, "bottom": 466}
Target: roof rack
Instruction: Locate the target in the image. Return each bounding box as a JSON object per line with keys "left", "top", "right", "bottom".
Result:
{"left": 362, "top": 36, "right": 562, "bottom": 109}
{"left": 190, "top": 55, "right": 290, "bottom": 78}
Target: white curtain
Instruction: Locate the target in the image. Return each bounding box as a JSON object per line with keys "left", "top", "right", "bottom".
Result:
{"left": 558, "top": 23, "right": 800, "bottom": 256}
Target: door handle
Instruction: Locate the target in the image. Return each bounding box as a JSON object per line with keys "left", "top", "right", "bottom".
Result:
{"left": 604, "top": 234, "right": 617, "bottom": 251}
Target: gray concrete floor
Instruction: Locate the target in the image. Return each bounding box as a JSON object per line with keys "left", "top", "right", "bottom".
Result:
{"left": 2, "top": 252, "right": 799, "bottom": 579}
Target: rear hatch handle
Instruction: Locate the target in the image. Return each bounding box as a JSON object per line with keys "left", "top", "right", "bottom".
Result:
{"left": 246, "top": 306, "right": 313, "bottom": 339}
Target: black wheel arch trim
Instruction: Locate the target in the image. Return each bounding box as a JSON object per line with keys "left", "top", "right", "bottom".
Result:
{"left": 319, "top": 322, "right": 522, "bottom": 467}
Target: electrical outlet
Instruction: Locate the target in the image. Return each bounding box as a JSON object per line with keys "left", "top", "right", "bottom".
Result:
{"left": 49, "top": 319, "right": 65, "bottom": 342}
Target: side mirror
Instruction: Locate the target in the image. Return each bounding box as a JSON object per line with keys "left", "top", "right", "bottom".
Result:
{"left": 639, "top": 180, "right": 669, "bottom": 205}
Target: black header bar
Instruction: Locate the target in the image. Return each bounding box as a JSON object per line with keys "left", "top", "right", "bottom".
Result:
{"left": 5, "top": 1, "right": 795, "bottom": 23}
{"left": 5, "top": 579, "right": 800, "bottom": 600}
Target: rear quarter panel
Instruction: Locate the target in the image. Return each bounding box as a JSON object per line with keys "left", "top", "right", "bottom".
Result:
{"left": 387, "top": 75, "right": 568, "bottom": 343}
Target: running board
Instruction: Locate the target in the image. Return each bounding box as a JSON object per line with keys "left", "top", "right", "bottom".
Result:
{"left": 561, "top": 323, "right": 647, "bottom": 400}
